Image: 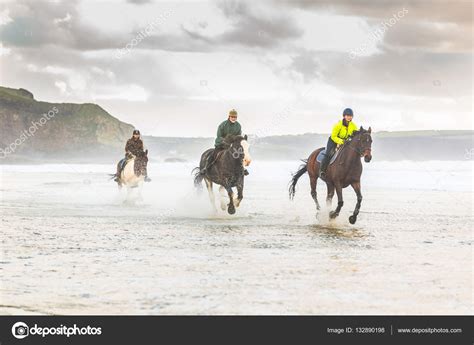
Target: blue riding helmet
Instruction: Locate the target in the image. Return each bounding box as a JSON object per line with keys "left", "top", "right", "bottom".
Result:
{"left": 343, "top": 108, "right": 353, "bottom": 116}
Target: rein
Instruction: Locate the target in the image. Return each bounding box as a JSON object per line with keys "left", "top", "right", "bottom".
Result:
{"left": 342, "top": 133, "right": 371, "bottom": 157}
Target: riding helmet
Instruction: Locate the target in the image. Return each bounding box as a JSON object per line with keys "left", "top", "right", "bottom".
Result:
{"left": 133, "top": 129, "right": 140, "bottom": 135}
{"left": 343, "top": 108, "right": 353, "bottom": 116}
{"left": 229, "top": 109, "right": 238, "bottom": 116}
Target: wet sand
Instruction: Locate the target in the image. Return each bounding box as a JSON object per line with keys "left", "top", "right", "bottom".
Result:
{"left": 0, "top": 161, "right": 472, "bottom": 314}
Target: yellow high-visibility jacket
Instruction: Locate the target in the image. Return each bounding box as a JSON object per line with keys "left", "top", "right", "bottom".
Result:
{"left": 331, "top": 120, "right": 358, "bottom": 145}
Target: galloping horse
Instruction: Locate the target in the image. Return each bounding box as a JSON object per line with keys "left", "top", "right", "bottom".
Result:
{"left": 289, "top": 127, "right": 372, "bottom": 224}
{"left": 115, "top": 150, "right": 149, "bottom": 190}
{"left": 193, "top": 135, "right": 251, "bottom": 214}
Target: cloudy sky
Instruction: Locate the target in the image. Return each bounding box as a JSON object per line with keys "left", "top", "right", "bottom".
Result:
{"left": 0, "top": 0, "right": 472, "bottom": 137}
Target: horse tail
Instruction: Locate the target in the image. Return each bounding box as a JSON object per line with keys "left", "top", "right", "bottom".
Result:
{"left": 192, "top": 167, "right": 204, "bottom": 190}
{"left": 289, "top": 159, "right": 308, "bottom": 200}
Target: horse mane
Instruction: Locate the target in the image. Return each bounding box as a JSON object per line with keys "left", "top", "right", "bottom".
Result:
{"left": 342, "top": 128, "right": 371, "bottom": 150}
{"left": 350, "top": 129, "right": 362, "bottom": 137}
{"left": 348, "top": 127, "right": 370, "bottom": 140}
{"left": 222, "top": 135, "right": 245, "bottom": 148}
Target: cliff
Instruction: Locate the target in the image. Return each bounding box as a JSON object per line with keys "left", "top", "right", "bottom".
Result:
{"left": 0, "top": 86, "right": 134, "bottom": 162}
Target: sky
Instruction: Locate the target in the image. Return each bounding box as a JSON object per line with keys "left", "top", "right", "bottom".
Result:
{"left": 0, "top": 0, "right": 472, "bottom": 137}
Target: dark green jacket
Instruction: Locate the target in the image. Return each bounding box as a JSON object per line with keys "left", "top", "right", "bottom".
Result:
{"left": 214, "top": 120, "right": 242, "bottom": 147}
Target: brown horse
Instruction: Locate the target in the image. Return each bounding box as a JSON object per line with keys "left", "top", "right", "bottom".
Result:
{"left": 289, "top": 127, "right": 372, "bottom": 224}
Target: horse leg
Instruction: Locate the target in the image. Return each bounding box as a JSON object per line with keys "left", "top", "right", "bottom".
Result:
{"left": 310, "top": 175, "right": 320, "bottom": 211}
{"left": 124, "top": 186, "right": 134, "bottom": 204}
{"left": 329, "top": 183, "right": 343, "bottom": 219}
{"left": 234, "top": 177, "right": 244, "bottom": 208}
{"left": 326, "top": 183, "right": 335, "bottom": 208}
{"left": 205, "top": 178, "right": 217, "bottom": 212}
{"left": 117, "top": 170, "right": 124, "bottom": 190}
{"left": 349, "top": 181, "right": 362, "bottom": 224}
{"left": 226, "top": 186, "right": 236, "bottom": 215}
{"left": 219, "top": 186, "right": 227, "bottom": 210}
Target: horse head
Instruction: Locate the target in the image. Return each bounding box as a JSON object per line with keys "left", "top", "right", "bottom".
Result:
{"left": 224, "top": 135, "right": 252, "bottom": 167}
{"left": 351, "top": 126, "right": 372, "bottom": 162}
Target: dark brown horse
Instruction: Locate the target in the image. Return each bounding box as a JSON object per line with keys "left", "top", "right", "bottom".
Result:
{"left": 193, "top": 135, "right": 251, "bottom": 214}
{"left": 289, "top": 127, "right": 372, "bottom": 224}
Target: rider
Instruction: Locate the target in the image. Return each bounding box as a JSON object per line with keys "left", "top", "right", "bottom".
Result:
{"left": 202, "top": 109, "right": 248, "bottom": 175}
{"left": 114, "top": 129, "right": 151, "bottom": 182}
{"left": 319, "top": 108, "right": 358, "bottom": 178}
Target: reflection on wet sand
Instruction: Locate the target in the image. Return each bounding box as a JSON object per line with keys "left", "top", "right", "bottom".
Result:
{"left": 0, "top": 161, "right": 472, "bottom": 314}
{"left": 309, "top": 223, "right": 366, "bottom": 240}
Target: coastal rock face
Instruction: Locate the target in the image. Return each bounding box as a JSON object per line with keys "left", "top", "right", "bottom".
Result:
{"left": 0, "top": 86, "right": 134, "bottom": 160}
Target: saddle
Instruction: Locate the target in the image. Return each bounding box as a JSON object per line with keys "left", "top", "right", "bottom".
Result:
{"left": 119, "top": 156, "right": 133, "bottom": 170}
{"left": 316, "top": 146, "right": 342, "bottom": 165}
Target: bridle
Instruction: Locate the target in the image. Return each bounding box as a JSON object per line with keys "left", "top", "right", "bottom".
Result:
{"left": 346, "top": 132, "right": 372, "bottom": 157}
{"left": 230, "top": 142, "right": 245, "bottom": 162}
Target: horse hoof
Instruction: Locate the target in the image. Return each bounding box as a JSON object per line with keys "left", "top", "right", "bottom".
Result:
{"left": 220, "top": 203, "right": 227, "bottom": 211}
{"left": 329, "top": 211, "right": 338, "bottom": 219}
{"left": 349, "top": 215, "right": 357, "bottom": 224}
{"left": 228, "top": 205, "right": 236, "bottom": 215}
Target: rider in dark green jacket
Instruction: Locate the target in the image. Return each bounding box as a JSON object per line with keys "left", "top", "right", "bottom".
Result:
{"left": 214, "top": 109, "right": 242, "bottom": 148}
{"left": 202, "top": 109, "right": 248, "bottom": 174}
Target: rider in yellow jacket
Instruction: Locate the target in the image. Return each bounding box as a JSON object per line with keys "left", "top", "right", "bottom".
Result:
{"left": 320, "top": 108, "right": 358, "bottom": 178}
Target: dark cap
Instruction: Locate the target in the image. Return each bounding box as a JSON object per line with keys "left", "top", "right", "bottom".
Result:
{"left": 343, "top": 108, "right": 353, "bottom": 116}
{"left": 133, "top": 129, "right": 140, "bottom": 135}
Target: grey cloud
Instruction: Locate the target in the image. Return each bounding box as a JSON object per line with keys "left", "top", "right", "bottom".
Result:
{"left": 140, "top": 31, "right": 214, "bottom": 52}
{"left": 382, "top": 21, "right": 472, "bottom": 53}
{"left": 127, "top": 0, "right": 153, "bottom": 5}
{"left": 139, "top": 1, "right": 303, "bottom": 52}
{"left": 1, "top": 44, "right": 184, "bottom": 103}
{"left": 183, "top": 0, "right": 304, "bottom": 49}
{"left": 280, "top": 0, "right": 471, "bottom": 24}
{"left": 0, "top": 0, "right": 122, "bottom": 50}
{"left": 318, "top": 48, "right": 472, "bottom": 97}
{"left": 290, "top": 50, "right": 321, "bottom": 83}
{"left": 1, "top": 0, "right": 303, "bottom": 54}
{"left": 281, "top": 0, "right": 472, "bottom": 53}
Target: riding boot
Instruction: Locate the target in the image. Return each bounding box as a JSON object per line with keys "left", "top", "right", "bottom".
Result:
{"left": 244, "top": 169, "right": 249, "bottom": 176}
{"left": 144, "top": 175, "right": 151, "bottom": 182}
{"left": 319, "top": 155, "right": 330, "bottom": 178}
